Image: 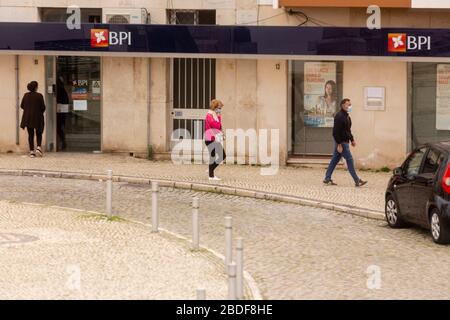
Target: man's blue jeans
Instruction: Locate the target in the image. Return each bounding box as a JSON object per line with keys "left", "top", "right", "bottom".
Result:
{"left": 325, "top": 143, "right": 360, "bottom": 183}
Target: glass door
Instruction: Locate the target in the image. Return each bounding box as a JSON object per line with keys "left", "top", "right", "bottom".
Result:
{"left": 56, "top": 56, "right": 101, "bottom": 152}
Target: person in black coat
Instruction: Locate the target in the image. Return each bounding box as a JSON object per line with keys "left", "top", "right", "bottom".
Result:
{"left": 20, "top": 81, "right": 46, "bottom": 158}
{"left": 323, "top": 98, "right": 367, "bottom": 187}
{"left": 56, "top": 76, "right": 69, "bottom": 150}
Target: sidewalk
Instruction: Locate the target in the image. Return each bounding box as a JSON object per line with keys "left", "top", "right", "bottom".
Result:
{"left": 0, "top": 200, "right": 227, "bottom": 300}
{"left": 0, "top": 153, "right": 389, "bottom": 213}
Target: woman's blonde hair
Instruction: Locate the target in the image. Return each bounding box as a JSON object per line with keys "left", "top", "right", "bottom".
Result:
{"left": 210, "top": 99, "right": 223, "bottom": 111}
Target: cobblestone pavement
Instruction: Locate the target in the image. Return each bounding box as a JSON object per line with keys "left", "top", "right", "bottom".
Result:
{"left": 2, "top": 176, "right": 450, "bottom": 300}
{"left": 0, "top": 200, "right": 227, "bottom": 300}
{"left": 0, "top": 153, "right": 390, "bottom": 212}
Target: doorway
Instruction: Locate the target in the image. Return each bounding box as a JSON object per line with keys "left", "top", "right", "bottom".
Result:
{"left": 52, "top": 56, "right": 101, "bottom": 152}
{"left": 168, "top": 9, "right": 216, "bottom": 153}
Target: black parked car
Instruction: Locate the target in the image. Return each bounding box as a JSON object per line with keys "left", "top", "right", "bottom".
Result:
{"left": 385, "top": 142, "right": 450, "bottom": 244}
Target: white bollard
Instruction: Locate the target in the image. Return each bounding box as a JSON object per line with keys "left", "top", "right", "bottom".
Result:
{"left": 228, "top": 262, "right": 237, "bottom": 301}
{"left": 192, "top": 197, "right": 200, "bottom": 250}
{"left": 196, "top": 288, "right": 206, "bottom": 300}
{"left": 235, "top": 237, "right": 244, "bottom": 300}
{"left": 225, "top": 217, "right": 233, "bottom": 268}
{"left": 151, "top": 181, "right": 159, "bottom": 233}
{"left": 106, "top": 170, "right": 113, "bottom": 216}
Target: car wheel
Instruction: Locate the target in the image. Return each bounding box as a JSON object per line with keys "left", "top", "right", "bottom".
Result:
{"left": 385, "top": 195, "right": 406, "bottom": 228}
{"left": 430, "top": 209, "right": 450, "bottom": 245}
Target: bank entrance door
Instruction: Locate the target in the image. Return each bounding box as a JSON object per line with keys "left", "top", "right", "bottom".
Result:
{"left": 54, "top": 56, "right": 101, "bottom": 152}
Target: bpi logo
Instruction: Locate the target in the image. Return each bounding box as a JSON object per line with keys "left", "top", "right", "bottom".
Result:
{"left": 91, "top": 29, "right": 131, "bottom": 48}
{"left": 388, "top": 33, "right": 431, "bottom": 53}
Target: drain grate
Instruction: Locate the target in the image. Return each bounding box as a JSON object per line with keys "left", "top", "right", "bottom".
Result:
{"left": 0, "top": 233, "right": 39, "bottom": 245}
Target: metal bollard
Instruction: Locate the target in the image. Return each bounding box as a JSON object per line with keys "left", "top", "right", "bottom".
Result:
{"left": 192, "top": 197, "right": 200, "bottom": 250}
{"left": 106, "top": 170, "right": 113, "bottom": 216}
{"left": 151, "top": 181, "right": 159, "bottom": 233}
{"left": 196, "top": 288, "right": 206, "bottom": 300}
{"left": 235, "top": 238, "right": 244, "bottom": 300}
{"left": 228, "top": 262, "right": 237, "bottom": 300}
{"left": 225, "top": 217, "right": 233, "bottom": 268}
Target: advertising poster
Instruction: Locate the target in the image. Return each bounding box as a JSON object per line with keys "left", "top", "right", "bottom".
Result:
{"left": 303, "top": 62, "right": 337, "bottom": 128}
{"left": 71, "top": 80, "right": 89, "bottom": 100}
{"left": 437, "top": 64, "right": 450, "bottom": 130}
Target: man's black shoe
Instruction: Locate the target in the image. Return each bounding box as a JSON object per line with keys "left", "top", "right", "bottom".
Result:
{"left": 356, "top": 180, "right": 368, "bottom": 187}
{"left": 323, "top": 180, "right": 337, "bottom": 186}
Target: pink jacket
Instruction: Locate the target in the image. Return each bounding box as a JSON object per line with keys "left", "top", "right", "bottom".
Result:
{"left": 205, "top": 112, "right": 222, "bottom": 142}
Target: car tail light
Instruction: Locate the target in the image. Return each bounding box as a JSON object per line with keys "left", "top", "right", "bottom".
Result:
{"left": 442, "top": 164, "right": 450, "bottom": 194}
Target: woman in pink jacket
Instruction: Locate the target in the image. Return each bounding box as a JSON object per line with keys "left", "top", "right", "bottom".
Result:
{"left": 205, "top": 99, "right": 226, "bottom": 181}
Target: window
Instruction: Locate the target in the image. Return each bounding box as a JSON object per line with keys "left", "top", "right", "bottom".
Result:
{"left": 411, "top": 63, "right": 450, "bottom": 149}
{"left": 404, "top": 147, "right": 427, "bottom": 177}
{"left": 422, "top": 148, "right": 442, "bottom": 174}
{"left": 290, "top": 61, "right": 343, "bottom": 155}
{"left": 40, "top": 8, "right": 102, "bottom": 23}
{"left": 167, "top": 10, "right": 216, "bottom": 25}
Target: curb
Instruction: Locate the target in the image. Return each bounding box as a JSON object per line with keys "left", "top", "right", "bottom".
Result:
{"left": 0, "top": 168, "right": 385, "bottom": 222}
{"left": 1, "top": 199, "right": 262, "bottom": 301}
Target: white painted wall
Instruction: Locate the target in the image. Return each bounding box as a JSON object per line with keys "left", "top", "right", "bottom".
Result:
{"left": 412, "top": 0, "right": 450, "bottom": 9}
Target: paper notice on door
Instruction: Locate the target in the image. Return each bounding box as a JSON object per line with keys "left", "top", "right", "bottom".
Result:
{"left": 73, "top": 100, "right": 88, "bottom": 111}
{"left": 57, "top": 104, "right": 69, "bottom": 113}
{"left": 92, "top": 80, "right": 101, "bottom": 94}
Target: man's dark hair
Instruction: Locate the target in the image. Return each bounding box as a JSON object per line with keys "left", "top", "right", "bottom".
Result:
{"left": 340, "top": 98, "right": 350, "bottom": 108}
{"left": 27, "top": 81, "right": 38, "bottom": 92}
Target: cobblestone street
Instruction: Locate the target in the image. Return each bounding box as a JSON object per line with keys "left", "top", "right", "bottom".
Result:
{"left": 0, "top": 200, "right": 227, "bottom": 300}
{"left": 0, "top": 153, "right": 389, "bottom": 212}
{"left": 2, "top": 175, "right": 450, "bottom": 300}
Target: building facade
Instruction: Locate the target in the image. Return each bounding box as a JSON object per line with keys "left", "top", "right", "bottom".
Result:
{"left": 2, "top": 0, "right": 450, "bottom": 169}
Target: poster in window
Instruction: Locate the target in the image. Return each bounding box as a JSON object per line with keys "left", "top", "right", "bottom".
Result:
{"left": 303, "top": 62, "right": 337, "bottom": 128}
{"left": 71, "top": 80, "right": 89, "bottom": 100}
{"left": 437, "top": 64, "right": 450, "bottom": 130}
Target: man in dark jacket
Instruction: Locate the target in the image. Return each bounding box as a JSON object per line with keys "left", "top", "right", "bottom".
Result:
{"left": 56, "top": 77, "right": 69, "bottom": 150}
{"left": 323, "top": 98, "right": 367, "bottom": 187}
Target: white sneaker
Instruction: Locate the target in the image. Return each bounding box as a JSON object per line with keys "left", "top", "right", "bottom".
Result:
{"left": 36, "top": 147, "right": 43, "bottom": 158}
{"left": 209, "top": 176, "right": 222, "bottom": 181}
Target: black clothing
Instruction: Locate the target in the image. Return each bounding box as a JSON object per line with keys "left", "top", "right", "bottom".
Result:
{"left": 20, "top": 92, "right": 46, "bottom": 132}
{"left": 333, "top": 109, "right": 354, "bottom": 144}
{"left": 57, "top": 84, "right": 69, "bottom": 104}
{"left": 205, "top": 141, "right": 226, "bottom": 178}
{"left": 27, "top": 128, "right": 43, "bottom": 152}
{"left": 56, "top": 83, "right": 69, "bottom": 149}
